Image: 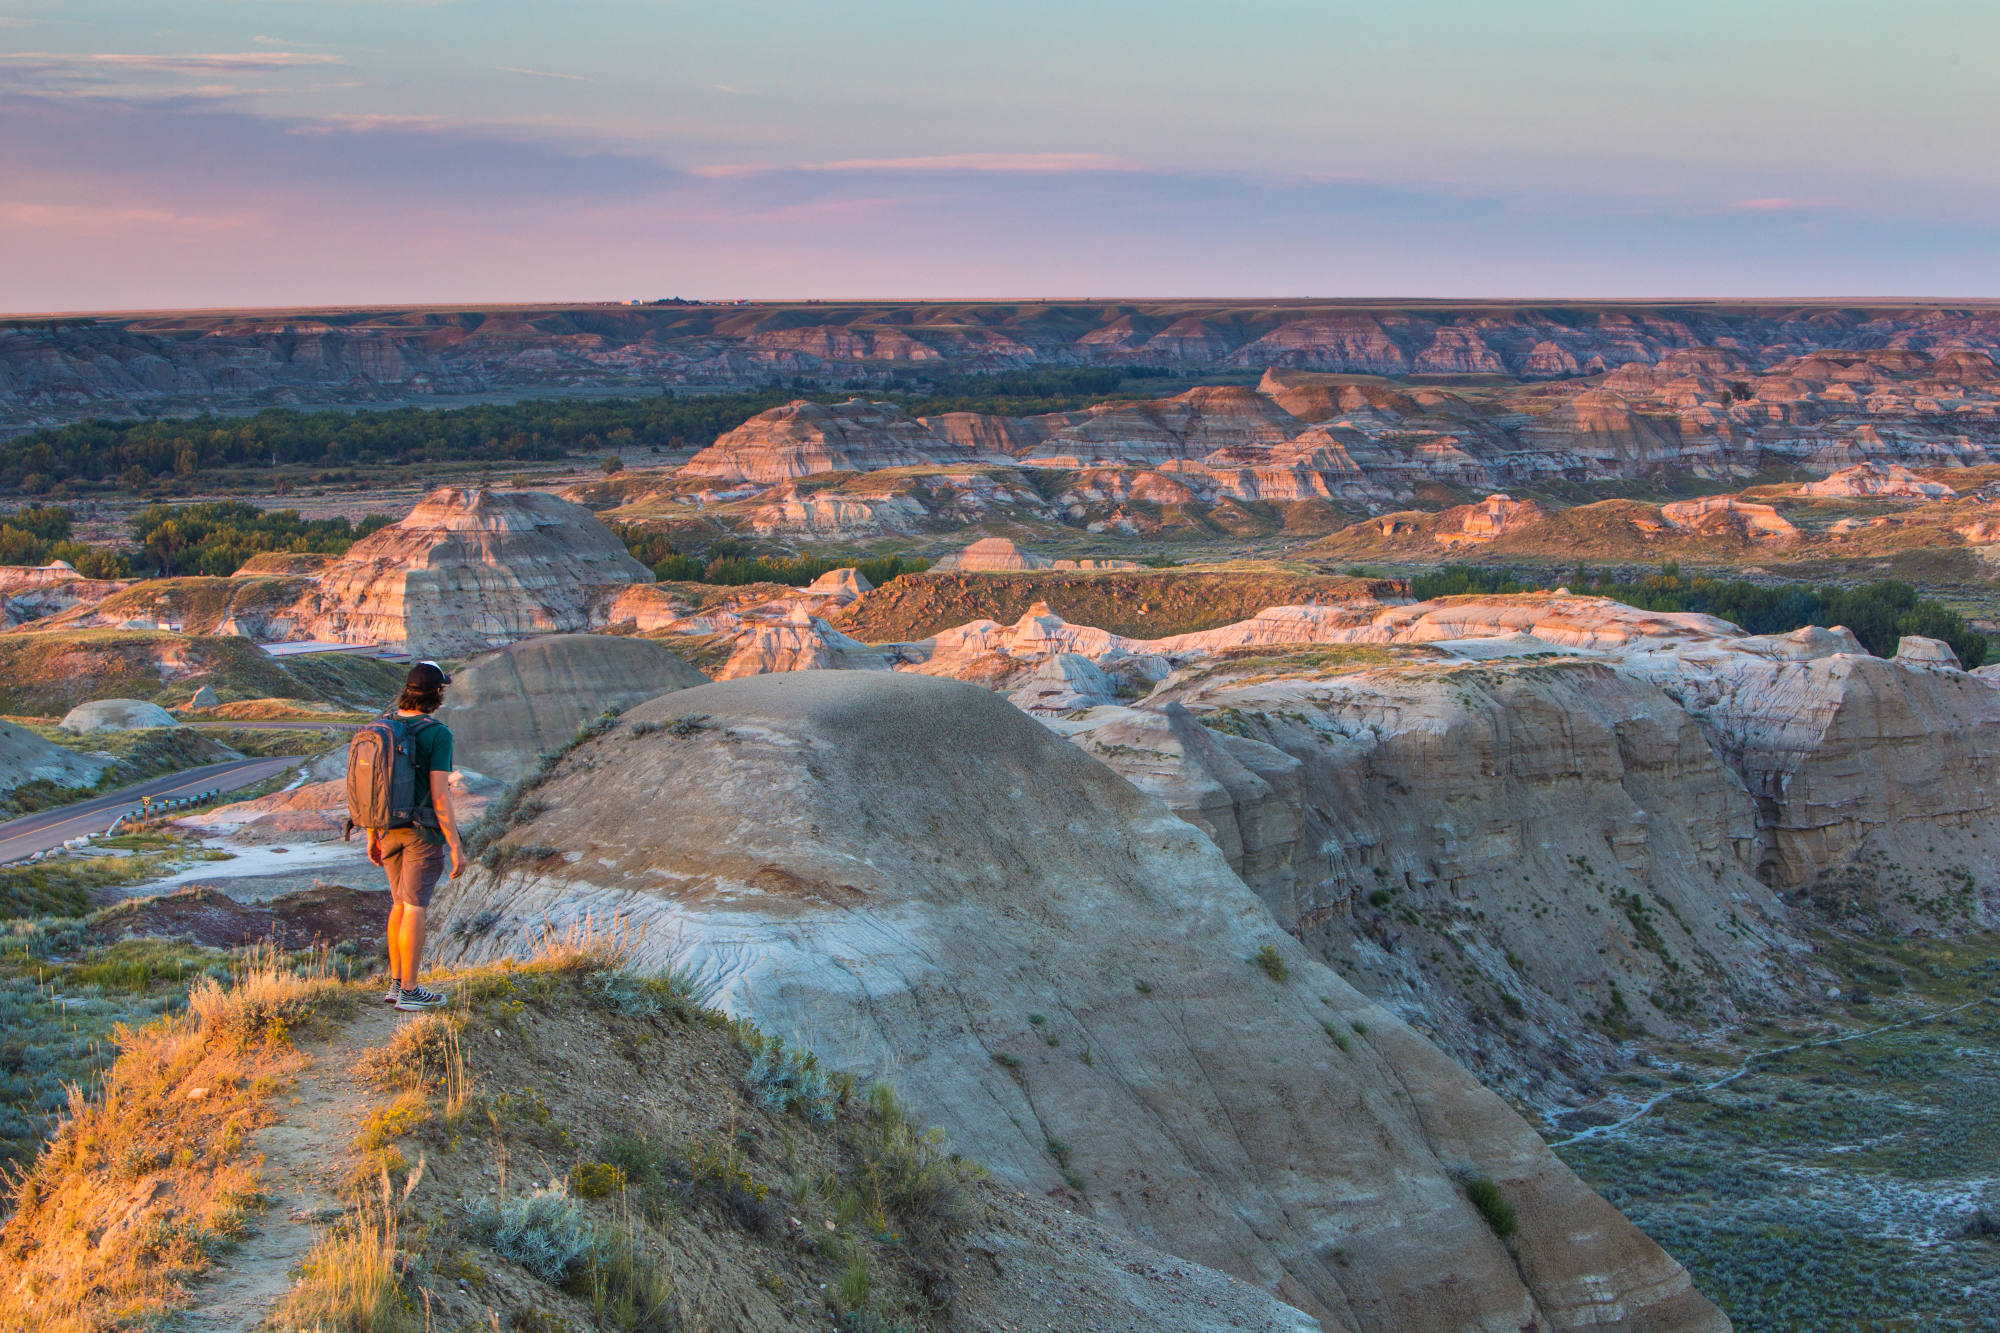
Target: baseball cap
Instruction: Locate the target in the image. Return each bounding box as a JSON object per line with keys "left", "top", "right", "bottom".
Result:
{"left": 406, "top": 659, "right": 452, "bottom": 689}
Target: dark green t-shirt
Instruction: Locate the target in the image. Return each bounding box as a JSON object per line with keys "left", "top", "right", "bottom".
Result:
{"left": 401, "top": 713, "right": 454, "bottom": 844}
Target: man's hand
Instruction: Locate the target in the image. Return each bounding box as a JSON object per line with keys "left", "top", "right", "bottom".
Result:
{"left": 448, "top": 836, "right": 466, "bottom": 879}
{"left": 366, "top": 830, "right": 386, "bottom": 867}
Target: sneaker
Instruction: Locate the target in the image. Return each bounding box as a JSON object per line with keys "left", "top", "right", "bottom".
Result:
{"left": 394, "top": 985, "right": 447, "bottom": 1011}
{"left": 381, "top": 985, "right": 403, "bottom": 1005}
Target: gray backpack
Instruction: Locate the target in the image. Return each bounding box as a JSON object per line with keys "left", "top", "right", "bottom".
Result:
{"left": 346, "top": 714, "right": 435, "bottom": 831}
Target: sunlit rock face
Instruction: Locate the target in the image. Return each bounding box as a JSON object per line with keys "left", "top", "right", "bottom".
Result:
{"left": 293, "top": 488, "right": 653, "bottom": 656}
{"left": 682, "top": 399, "right": 990, "bottom": 483}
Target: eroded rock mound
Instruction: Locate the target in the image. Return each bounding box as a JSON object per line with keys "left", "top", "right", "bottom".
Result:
{"left": 434, "top": 634, "right": 708, "bottom": 784}
{"left": 59, "top": 698, "right": 179, "bottom": 733}
{"left": 1650, "top": 641, "right": 2000, "bottom": 912}
{"left": 682, "top": 399, "right": 988, "bottom": 483}
{"left": 1658, "top": 495, "right": 1797, "bottom": 543}
{"left": 292, "top": 488, "right": 653, "bottom": 656}
{"left": 1798, "top": 463, "right": 1957, "bottom": 499}
{"left": 0, "top": 717, "right": 109, "bottom": 794}
{"left": 436, "top": 672, "right": 1726, "bottom": 1333}
{"left": 929, "top": 537, "right": 1052, "bottom": 572}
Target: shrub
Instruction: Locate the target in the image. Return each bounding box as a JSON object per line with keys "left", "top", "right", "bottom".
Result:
{"left": 745, "top": 1037, "right": 843, "bottom": 1124}
{"left": 464, "top": 1183, "right": 593, "bottom": 1284}
{"left": 1253, "top": 943, "right": 1289, "bottom": 983}
{"left": 581, "top": 966, "right": 711, "bottom": 1023}
{"left": 187, "top": 944, "right": 345, "bottom": 1047}
{"left": 354, "top": 1010, "right": 465, "bottom": 1094}
{"left": 855, "top": 1083, "right": 979, "bottom": 1246}
{"left": 1464, "top": 1176, "right": 1518, "bottom": 1240}
{"left": 568, "top": 1161, "right": 627, "bottom": 1200}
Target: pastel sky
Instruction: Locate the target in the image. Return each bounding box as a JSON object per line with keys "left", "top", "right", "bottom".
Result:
{"left": 3, "top": 0, "right": 1997, "bottom": 311}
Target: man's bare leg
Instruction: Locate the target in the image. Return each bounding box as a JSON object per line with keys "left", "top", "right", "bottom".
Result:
{"left": 396, "top": 905, "right": 428, "bottom": 991}
{"left": 386, "top": 901, "right": 406, "bottom": 988}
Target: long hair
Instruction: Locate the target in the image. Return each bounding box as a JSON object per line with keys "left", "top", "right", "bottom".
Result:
{"left": 396, "top": 679, "right": 447, "bottom": 713}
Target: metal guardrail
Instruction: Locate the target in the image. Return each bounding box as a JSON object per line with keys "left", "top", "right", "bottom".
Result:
{"left": 104, "top": 787, "right": 224, "bottom": 837}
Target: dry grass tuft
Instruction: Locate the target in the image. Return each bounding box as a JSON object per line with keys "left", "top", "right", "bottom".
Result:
{"left": 353, "top": 1009, "right": 469, "bottom": 1109}
{"left": 275, "top": 1167, "right": 423, "bottom": 1333}
{"left": 188, "top": 942, "right": 349, "bottom": 1048}
{"left": 0, "top": 943, "right": 356, "bottom": 1331}
{"left": 522, "top": 912, "right": 648, "bottom": 974}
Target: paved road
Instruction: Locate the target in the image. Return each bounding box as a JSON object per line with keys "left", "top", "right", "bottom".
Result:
{"left": 0, "top": 756, "right": 301, "bottom": 862}
{"left": 184, "top": 719, "right": 361, "bottom": 733}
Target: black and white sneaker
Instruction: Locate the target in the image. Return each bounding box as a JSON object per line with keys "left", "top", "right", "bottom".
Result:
{"left": 394, "top": 985, "right": 447, "bottom": 1011}
{"left": 381, "top": 984, "right": 403, "bottom": 1006}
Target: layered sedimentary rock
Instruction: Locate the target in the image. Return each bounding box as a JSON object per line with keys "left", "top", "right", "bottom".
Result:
{"left": 434, "top": 634, "right": 707, "bottom": 784}
{"left": 1070, "top": 658, "right": 1800, "bottom": 1100}
{"left": 1637, "top": 632, "right": 2000, "bottom": 919}
{"left": 436, "top": 671, "right": 1726, "bottom": 1333}
{"left": 929, "top": 537, "right": 1053, "bottom": 572}
{"left": 1658, "top": 495, "right": 1798, "bottom": 544}
{"left": 713, "top": 608, "right": 887, "bottom": 679}
{"left": 289, "top": 488, "right": 652, "bottom": 656}
{"left": 0, "top": 562, "right": 131, "bottom": 625}
{"left": 801, "top": 567, "right": 872, "bottom": 602}
{"left": 681, "top": 399, "right": 988, "bottom": 483}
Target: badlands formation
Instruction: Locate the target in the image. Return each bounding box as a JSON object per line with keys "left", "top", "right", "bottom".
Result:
{"left": 285, "top": 486, "right": 652, "bottom": 655}
{"left": 439, "top": 671, "right": 1728, "bottom": 1333}
{"left": 14, "top": 300, "right": 2000, "bottom": 432}
{"left": 599, "top": 344, "right": 2000, "bottom": 548}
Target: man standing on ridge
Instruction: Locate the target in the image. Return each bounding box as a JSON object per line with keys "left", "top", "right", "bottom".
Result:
{"left": 348, "top": 660, "right": 464, "bottom": 1012}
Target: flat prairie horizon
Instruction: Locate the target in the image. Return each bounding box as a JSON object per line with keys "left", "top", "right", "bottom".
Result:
{"left": 10, "top": 296, "right": 2000, "bottom": 320}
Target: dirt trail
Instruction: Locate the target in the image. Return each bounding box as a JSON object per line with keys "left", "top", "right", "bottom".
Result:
{"left": 167, "top": 1001, "right": 401, "bottom": 1332}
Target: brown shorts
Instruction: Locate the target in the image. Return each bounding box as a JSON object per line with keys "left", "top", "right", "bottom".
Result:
{"left": 378, "top": 828, "right": 446, "bottom": 909}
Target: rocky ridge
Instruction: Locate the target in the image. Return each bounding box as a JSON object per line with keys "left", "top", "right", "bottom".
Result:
{"left": 595, "top": 587, "right": 2000, "bottom": 1100}
{"left": 17, "top": 301, "right": 2000, "bottom": 434}
{"left": 635, "top": 343, "right": 2000, "bottom": 543}
{"left": 436, "top": 670, "right": 1728, "bottom": 1333}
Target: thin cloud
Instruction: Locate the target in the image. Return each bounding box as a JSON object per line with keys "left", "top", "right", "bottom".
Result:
{"left": 712, "top": 84, "right": 749, "bottom": 95}
{"left": 499, "top": 65, "right": 591, "bottom": 82}
{"left": 289, "top": 112, "right": 464, "bottom": 134}
{"left": 0, "top": 201, "right": 255, "bottom": 232}
{"left": 694, "top": 152, "right": 1140, "bottom": 179}
{"left": 1731, "top": 197, "right": 1831, "bottom": 212}
{"left": 0, "top": 51, "right": 346, "bottom": 73}
{"left": 813, "top": 152, "right": 1139, "bottom": 174}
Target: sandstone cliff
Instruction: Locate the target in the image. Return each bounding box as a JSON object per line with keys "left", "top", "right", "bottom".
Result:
{"left": 435, "top": 671, "right": 1727, "bottom": 1333}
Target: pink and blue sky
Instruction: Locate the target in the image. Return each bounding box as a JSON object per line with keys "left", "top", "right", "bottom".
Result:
{"left": 2, "top": 0, "right": 1995, "bottom": 311}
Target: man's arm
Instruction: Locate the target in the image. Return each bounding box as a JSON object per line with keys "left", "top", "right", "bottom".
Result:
{"left": 429, "top": 769, "right": 465, "bottom": 878}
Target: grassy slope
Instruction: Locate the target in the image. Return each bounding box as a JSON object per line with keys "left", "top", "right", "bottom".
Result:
{"left": 0, "top": 936, "right": 995, "bottom": 1333}
{"left": 1555, "top": 930, "right": 2000, "bottom": 1330}
{"left": 832, "top": 569, "right": 1387, "bottom": 642}
{"left": 0, "top": 630, "right": 405, "bottom": 715}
